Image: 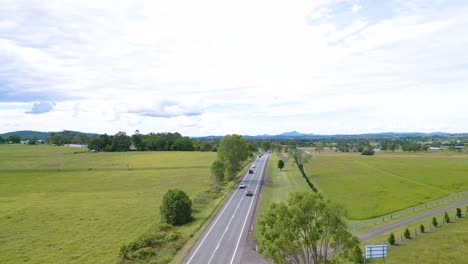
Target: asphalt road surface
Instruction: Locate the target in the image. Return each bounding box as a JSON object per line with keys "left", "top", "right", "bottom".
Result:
{"left": 183, "top": 154, "right": 269, "bottom": 264}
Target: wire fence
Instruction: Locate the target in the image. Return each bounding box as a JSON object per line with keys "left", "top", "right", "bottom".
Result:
{"left": 363, "top": 209, "right": 467, "bottom": 263}
{"left": 348, "top": 190, "right": 468, "bottom": 231}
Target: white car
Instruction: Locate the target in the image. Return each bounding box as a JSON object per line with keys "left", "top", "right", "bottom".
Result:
{"left": 239, "top": 182, "right": 246, "bottom": 189}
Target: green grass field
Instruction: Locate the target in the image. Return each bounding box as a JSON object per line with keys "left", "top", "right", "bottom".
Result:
{"left": 257, "top": 155, "right": 309, "bottom": 217}
{"left": 305, "top": 152, "right": 468, "bottom": 219}
{"left": 366, "top": 212, "right": 468, "bottom": 264}
{"left": 0, "top": 145, "right": 217, "bottom": 264}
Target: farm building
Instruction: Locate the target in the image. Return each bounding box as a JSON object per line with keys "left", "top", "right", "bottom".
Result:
{"left": 428, "top": 147, "right": 444, "bottom": 151}
{"left": 64, "top": 144, "right": 88, "bottom": 148}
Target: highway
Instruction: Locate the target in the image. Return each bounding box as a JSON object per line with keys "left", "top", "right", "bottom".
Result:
{"left": 183, "top": 154, "right": 268, "bottom": 264}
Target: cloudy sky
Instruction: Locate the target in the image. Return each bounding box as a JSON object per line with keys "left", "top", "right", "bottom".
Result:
{"left": 1, "top": 0, "right": 468, "bottom": 136}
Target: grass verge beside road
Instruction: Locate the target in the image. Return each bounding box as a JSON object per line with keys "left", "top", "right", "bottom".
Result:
{"left": 254, "top": 154, "right": 309, "bottom": 240}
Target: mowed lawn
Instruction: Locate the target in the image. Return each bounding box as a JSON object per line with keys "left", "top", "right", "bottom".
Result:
{"left": 0, "top": 145, "right": 216, "bottom": 264}
{"left": 257, "top": 155, "right": 309, "bottom": 217}
{"left": 306, "top": 152, "right": 468, "bottom": 219}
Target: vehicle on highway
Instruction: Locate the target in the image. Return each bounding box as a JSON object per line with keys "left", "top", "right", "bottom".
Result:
{"left": 248, "top": 169, "right": 254, "bottom": 174}
{"left": 239, "top": 181, "right": 246, "bottom": 189}
{"left": 246, "top": 189, "right": 253, "bottom": 196}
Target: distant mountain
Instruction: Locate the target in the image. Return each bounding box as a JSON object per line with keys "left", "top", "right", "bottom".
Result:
{"left": 277, "top": 131, "right": 312, "bottom": 137}
{"left": 0, "top": 130, "right": 100, "bottom": 139}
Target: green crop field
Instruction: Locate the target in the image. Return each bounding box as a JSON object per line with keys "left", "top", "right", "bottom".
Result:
{"left": 304, "top": 152, "right": 468, "bottom": 220}
{"left": 0, "top": 144, "right": 217, "bottom": 264}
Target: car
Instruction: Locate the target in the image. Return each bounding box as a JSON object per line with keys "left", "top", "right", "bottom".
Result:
{"left": 246, "top": 189, "right": 253, "bottom": 196}
{"left": 239, "top": 182, "right": 246, "bottom": 189}
{"left": 248, "top": 169, "right": 254, "bottom": 174}
{"left": 252, "top": 165, "right": 256, "bottom": 168}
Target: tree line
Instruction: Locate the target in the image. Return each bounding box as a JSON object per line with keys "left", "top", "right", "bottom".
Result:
{"left": 87, "top": 131, "right": 218, "bottom": 152}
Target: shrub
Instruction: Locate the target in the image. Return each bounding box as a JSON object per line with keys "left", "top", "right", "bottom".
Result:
{"left": 456, "top": 208, "right": 462, "bottom": 218}
{"left": 361, "top": 148, "right": 375, "bottom": 155}
{"left": 444, "top": 212, "right": 450, "bottom": 223}
{"left": 131, "top": 247, "right": 154, "bottom": 259}
{"left": 160, "top": 189, "right": 192, "bottom": 225}
{"left": 419, "top": 224, "right": 425, "bottom": 233}
{"left": 404, "top": 228, "right": 411, "bottom": 239}
{"left": 119, "top": 244, "right": 131, "bottom": 259}
{"left": 432, "top": 217, "right": 438, "bottom": 227}
{"left": 277, "top": 159, "right": 285, "bottom": 170}
{"left": 387, "top": 232, "right": 395, "bottom": 245}
{"left": 158, "top": 223, "right": 173, "bottom": 232}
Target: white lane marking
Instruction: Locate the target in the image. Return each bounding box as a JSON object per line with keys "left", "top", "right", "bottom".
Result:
{"left": 206, "top": 159, "right": 263, "bottom": 264}
{"left": 229, "top": 155, "right": 267, "bottom": 264}
{"left": 206, "top": 195, "right": 244, "bottom": 264}
{"left": 186, "top": 158, "right": 260, "bottom": 264}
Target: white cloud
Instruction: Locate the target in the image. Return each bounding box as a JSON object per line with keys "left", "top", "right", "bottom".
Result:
{"left": 25, "top": 101, "right": 56, "bottom": 114}
{"left": 351, "top": 4, "right": 362, "bottom": 13}
{"left": 0, "top": 0, "right": 468, "bottom": 135}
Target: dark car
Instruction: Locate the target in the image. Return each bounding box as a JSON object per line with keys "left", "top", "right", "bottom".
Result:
{"left": 246, "top": 189, "right": 253, "bottom": 196}
{"left": 248, "top": 169, "right": 254, "bottom": 174}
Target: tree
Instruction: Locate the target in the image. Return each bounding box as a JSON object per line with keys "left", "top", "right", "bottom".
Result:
{"left": 211, "top": 160, "right": 225, "bottom": 188}
{"left": 444, "top": 212, "right": 450, "bottom": 223}
{"left": 8, "top": 134, "right": 21, "bottom": 143}
{"left": 261, "top": 141, "right": 271, "bottom": 152}
{"left": 28, "top": 136, "right": 38, "bottom": 145}
{"left": 111, "top": 131, "right": 131, "bottom": 152}
{"left": 361, "top": 148, "right": 375, "bottom": 155}
{"left": 404, "top": 228, "right": 411, "bottom": 239}
{"left": 217, "top": 135, "right": 250, "bottom": 181}
{"left": 0, "top": 136, "right": 5, "bottom": 144}
{"left": 456, "top": 208, "right": 462, "bottom": 218}
{"left": 258, "top": 192, "right": 361, "bottom": 264}
{"left": 289, "top": 149, "right": 317, "bottom": 192}
{"left": 432, "top": 217, "right": 438, "bottom": 227}
{"left": 419, "top": 224, "right": 425, "bottom": 233}
{"left": 131, "top": 130, "right": 146, "bottom": 151}
{"left": 160, "top": 189, "right": 192, "bottom": 225}
{"left": 388, "top": 232, "right": 395, "bottom": 245}
{"left": 277, "top": 159, "right": 285, "bottom": 170}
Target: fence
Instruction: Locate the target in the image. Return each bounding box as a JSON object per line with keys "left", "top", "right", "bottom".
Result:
{"left": 363, "top": 209, "right": 467, "bottom": 263}
{"left": 348, "top": 190, "right": 468, "bottom": 231}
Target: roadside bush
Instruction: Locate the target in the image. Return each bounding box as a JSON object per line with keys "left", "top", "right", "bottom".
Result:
{"left": 132, "top": 247, "right": 154, "bottom": 259}
{"left": 387, "top": 232, "right": 395, "bottom": 245}
{"left": 456, "top": 208, "right": 462, "bottom": 218}
{"left": 432, "top": 217, "right": 438, "bottom": 227}
{"left": 404, "top": 228, "right": 411, "bottom": 239}
{"left": 419, "top": 224, "right": 425, "bottom": 233}
{"left": 118, "top": 227, "right": 185, "bottom": 263}
{"left": 160, "top": 189, "right": 192, "bottom": 225}
{"left": 444, "top": 212, "right": 450, "bottom": 223}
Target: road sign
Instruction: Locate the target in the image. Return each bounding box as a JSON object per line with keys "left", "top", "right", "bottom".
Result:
{"left": 366, "top": 244, "right": 387, "bottom": 259}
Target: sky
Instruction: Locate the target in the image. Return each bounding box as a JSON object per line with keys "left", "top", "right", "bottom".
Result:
{"left": 1, "top": 0, "right": 468, "bottom": 137}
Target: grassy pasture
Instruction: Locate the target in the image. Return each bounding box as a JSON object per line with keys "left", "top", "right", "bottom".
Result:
{"left": 0, "top": 144, "right": 216, "bottom": 264}
{"left": 306, "top": 152, "right": 468, "bottom": 220}
{"left": 365, "top": 210, "right": 468, "bottom": 264}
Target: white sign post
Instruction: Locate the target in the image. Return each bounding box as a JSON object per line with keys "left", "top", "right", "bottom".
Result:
{"left": 365, "top": 244, "right": 387, "bottom": 263}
